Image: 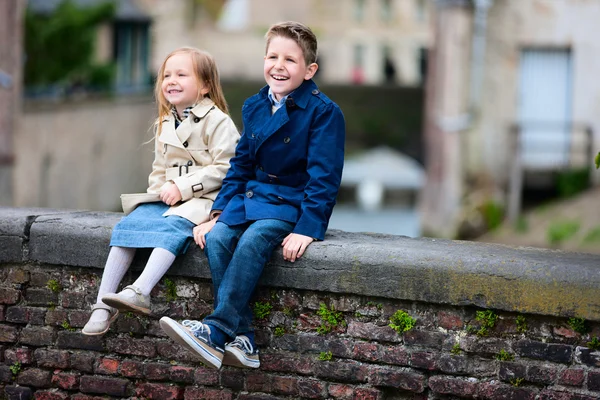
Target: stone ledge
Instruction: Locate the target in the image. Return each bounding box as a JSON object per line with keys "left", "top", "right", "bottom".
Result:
{"left": 1, "top": 206, "right": 599, "bottom": 321}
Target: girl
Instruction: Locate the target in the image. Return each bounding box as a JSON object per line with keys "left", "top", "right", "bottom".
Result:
{"left": 82, "top": 47, "right": 239, "bottom": 336}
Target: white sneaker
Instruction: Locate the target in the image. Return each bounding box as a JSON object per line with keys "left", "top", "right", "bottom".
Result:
{"left": 102, "top": 285, "right": 151, "bottom": 315}
{"left": 223, "top": 335, "right": 260, "bottom": 369}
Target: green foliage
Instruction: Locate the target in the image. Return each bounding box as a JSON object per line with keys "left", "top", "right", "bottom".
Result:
{"left": 587, "top": 337, "right": 600, "bottom": 351}
{"left": 48, "top": 301, "right": 56, "bottom": 311}
{"left": 451, "top": 343, "right": 462, "bottom": 355}
{"left": 496, "top": 349, "right": 514, "bottom": 361}
{"left": 515, "top": 217, "right": 529, "bottom": 233}
{"left": 124, "top": 311, "right": 134, "bottom": 319}
{"left": 318, "top": 351, "right": 333, "bottom": 361}
{"left": 61, "top": 320, "right": 75, "bottom": 332}
{"left": 282, "top": 307, "right": 293, "bottom": 317}
{"left": 475, "top": 310, "right": 498, "bottom": 337}
{"left": 546, "top": 220, "right": 580, "bottom": 245}
{"left": 510, "top": 377, "right": 524, "bottom": 387}
{"left": 366, "top": 301, "right": 383, "bottom": 310}
{"left": 274, "top": 326, "right": 285, "bottom": 337}
{"left": 163, "top": 278, "right": 178, "bottom": 302}
{"left": 389, "top": 310, "right": 416, "bottom": 334}
{"left": 10, "top": 362, "right": 21, "bottom": 377}
{"left": 253, "top": 301, "right": 273, "bottom": 319}
{"left": 568, "top": 317, "right": 589, "bottom": 335}
{"left": 47, "top": 279, "right": 62, "bottom": 293}
{"left": 583, "top": 226, "right": 600, "bottom": 244}
{"left": 316, "top": 302, "right": 345, "bottom": 335}
{"left": 595, "top": 152, "right": 600, "bottom": 169}
{"left": 24, "top": 0, "right": 116, "bottom": 90}
{"left": 555, "top": 168, "right": 590, "bottom": 198}
{"left": 479, "top": 201, "right": 504, "bottom": 231}
{"left": 516, "top": 315, "right": 527, "bottom": 333}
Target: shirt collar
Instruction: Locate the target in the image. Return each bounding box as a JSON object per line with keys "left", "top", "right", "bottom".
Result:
{"left": 268, "top": 87, "right": 292, "bottom": 111}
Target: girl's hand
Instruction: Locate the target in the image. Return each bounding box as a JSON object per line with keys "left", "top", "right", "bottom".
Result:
{"left": 194, "top": 218, "right": 217, "bottom": 249}
{"left": 160, "top": 182, "right": 182, "bottom": 206}
{"left": 282, "top": 233, "right": 314, "bottom": 263}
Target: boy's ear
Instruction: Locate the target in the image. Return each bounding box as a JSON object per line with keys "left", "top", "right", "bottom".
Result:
{"left": 304, "top": 63, "right": 318, "bottom": 80}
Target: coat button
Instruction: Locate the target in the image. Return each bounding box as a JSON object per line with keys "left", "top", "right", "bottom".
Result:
{"left": 173, "top": 163, "right": 177, "bottom": 167}
{"left": 187, "top": 160, "right": 193, "bottom": 166}
{"left": 312, "top": 89, "right": 319, "bottom": 95}
{"left": 246, "top": 190, "right": 253, "bottom": 198}
{"left": 251, "top": 133, "right": 255, "bottom": 138}
{"left": 259, "top": 166, "right": 264, "bottom": 171}
{"left": 284, "top": 137, "right": 291, "bottom": 144}
{"left": 183, "top": 141, "right": 188, "bottom": 148}
{"left": 193, "top": 117, "right": 200, "bottom": 123}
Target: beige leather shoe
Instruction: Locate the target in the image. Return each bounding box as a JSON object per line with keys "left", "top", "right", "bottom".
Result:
{"left": 102, "top": 285, "right": 151, "bottom": 315}
{"left": 82, "top": 303, "right": 119, "bottom": 336}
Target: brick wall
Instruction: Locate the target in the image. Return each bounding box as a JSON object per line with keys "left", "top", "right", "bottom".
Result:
{"left": 1, "top": 207, "right": 600, "bottom": 399}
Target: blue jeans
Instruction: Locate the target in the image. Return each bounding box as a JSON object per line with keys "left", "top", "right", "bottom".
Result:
{"left": 203, "top": 219, "right": 294, "bottom": 339}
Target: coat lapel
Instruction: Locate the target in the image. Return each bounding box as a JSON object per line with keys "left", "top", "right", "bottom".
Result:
{"left": 158, "top": 98, "right": 216, "bottom": 148}
{"left": 159, "top": 116, "right": 185, "bottom": 149}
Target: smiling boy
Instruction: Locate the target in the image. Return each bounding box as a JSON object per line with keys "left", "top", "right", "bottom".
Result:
{"left": 160, "top": 21, "right": 346, "bottom": 369}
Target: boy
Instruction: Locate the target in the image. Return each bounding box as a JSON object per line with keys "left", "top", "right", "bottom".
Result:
{"left": 160, "top": 21, "right": 345, "bottom": 369}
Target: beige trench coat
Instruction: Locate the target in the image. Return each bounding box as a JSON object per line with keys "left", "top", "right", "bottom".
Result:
{"left": 141, "top": 98, "right": 239, "bottom": 225}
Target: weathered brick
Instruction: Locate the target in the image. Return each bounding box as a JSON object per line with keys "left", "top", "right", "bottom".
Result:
{"left": 246, "top": 371, "right": 272, "bottom": 392}
{"left": 221, "top": 368, "right": 246, "bottom": 392}
{"left": 193, "top": 367, "right": 219, "bottom": 386}
{"left": 438, "top": 311, "right": 464, "bottom": 330}
{"left": 107, "top": 337, "right": 156, "bottom": 357}
{"left": 588, "top": 370, "right": 600, "bottom": 392}
{"left": 515, "top": 340, "right": 572, "bottom": 364}
{"left": 51, "top": 372, "right": 80, "bottom": 390}
{"left": 17, "top": 368, "right": 52, "bottom": 388}
{"left": 298, "top": 378, "right": 326, "bottom": 399}
{"left": 0, "top": 305, "right": 5, "bottom": 321}
{"left": 114, "top": 314, "right": 149, "bottom": 335}
{"left": 79, "top": 375, "right": 130, "bottom": 397}
{"left": 44, "top": 310, "right": 68, "bottom": 326}
{"left": 95, "top": 358, "right": 120, "bottom": 375}
{"left": 4, "top": 385, "right": 33, "bottom": 400}
{"left": 67, "top": 310, "right": 90, "bottom": 328}
{"left": 7, "top": 270, "right": 30, "bottom": 285}
{"left": 539, "top": 389, "right": 600, "bottom": 400}
{"left": 380, "top": 345, "right": 410, "bottom": 366}
{"left": 56, "top": 331, "right": 103, "bottom": 351}
{"left": 184, "top": 387, "right": 233, "bottom": 400}
{"left": 261, "top": 353, "right": 314, "bottom": 375}
{"left": 169, "top": 366, "right": 194, "bottom": 383}
{"left": 120, "top": 360, "right": 144, "bottom": 378}
{"left": 498, "top": 361, "right": 526, "bottom": 382}
{"left": 25, "top": 288, "right": 58, "bottom": 306}
{"left": 462, "top": 336, "right": 510, "bottom": 355}
{"left": 368, "top": 367, "right": 425, "bottom": 393}
{"left": 0, "top": 324, "right": 19, "bottom": 343}
{"left": 20, "top": 327, "right": 54, "bottom": 346}
{"left": 272, "top": 375, "right": 300, "bottom": 396}
{"left": 5, "top": 348, "right": 34, "bottom": 365}
{"left": 34, "top": 349, "right": 70, "bottom": 369}
{"left": 135, "top": 382, "right": 183, "bottom": 400}
{"left": 298, "top": 335, "right": 329, "bottom": 354}
{"left": 6, "top": 306, "right": 46, "bottom": 325}
{"left": 156, "top": 342, "right": 199, "bottom": 363}
{"left": 70, "top": 352, "right": 95, "bottom": 373}
{"left": 60, "top": 291, "right": 86, "bottom": 309}
{"left": 558, "top": 368, "right": 585, "bottom": 387}
{"left": 186, "top": 300, "right": 212, "bottom": 319}
{"left": 0, "top": 365, "right": 13, "bottom": 383}
{"left": 438, "top": 355, "right": 469, "bottom": 375}
{"left": 527, "top": 364, "right": 558, "bottom": 385}
{"left": 30, "top": 272, "right": 52, "bottom": 287}
{"left": 32, "top": 390, "right": 69, "bottom": 400}
{"left": 67, "top": 394, "right": 109, "bottom": 400}
{"left": 576, "top": 347, "right": 600, "bottom": 368}
{"left": 477, "top": 381, "right": 537, "bottom": 400}
{"left": 428, "top": 375, "right": 478, "bottom": 397}
{"left": 354, "top": 387, "right": 384, "bottom": 400}
{"left": 314, "top": 360, "right": 368, "bottom": 383}
{"left": 148, "top": 320, "right": 168, "bottom": 338}
{"left": 410, "top": 351, "right": 438, "bottom": 370}
{"left": 0, "top": 287, "right": 20, "bottom": 304}
{"left": 404, "top": 330, "right": 446, "bottom": 350}
{"left": 327, "top": 338, "right": 354, "bottom": 359}
{"left": 352, "top": 342, "right": 383, "bottom": 363}
{"left": 144, "top": 362, "right": 171, "bottom": 381}
{"left": 346, "top": 321, "right": 400, "bottom": 343}
{"left": 328, "top": 383, "right": 354, "bottom": 399}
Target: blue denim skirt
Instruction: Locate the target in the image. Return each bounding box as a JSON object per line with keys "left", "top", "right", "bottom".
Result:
{"left": 110, "top": 202, "right": 195, "bottom": 255}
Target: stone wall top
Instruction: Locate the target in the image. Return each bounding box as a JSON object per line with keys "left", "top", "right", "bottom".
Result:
{"left": 1, "top": 206, "right": 599, "bottom": 321}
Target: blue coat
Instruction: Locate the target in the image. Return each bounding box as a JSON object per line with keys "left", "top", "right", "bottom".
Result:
{"left": 212, "top": 79, "right": 345, "bottom": 240}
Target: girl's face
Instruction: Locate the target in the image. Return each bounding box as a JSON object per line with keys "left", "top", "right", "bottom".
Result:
{"left": 161, "top": 53, "right": 207, "bottom": 116}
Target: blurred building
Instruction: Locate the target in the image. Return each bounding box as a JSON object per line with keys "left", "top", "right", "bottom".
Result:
{"left": 422, "top": 0, "right": 600, "bottom": 237}
{"left": 138, "top": 0, "right": 433, "bottom": 86}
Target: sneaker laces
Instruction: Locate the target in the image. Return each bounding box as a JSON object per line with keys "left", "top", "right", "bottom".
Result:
{"left": 230, "top": 335, "right": 254, "bottom": 354}
{"left": 182, "top": 320, "right": 208, "bottom": 335}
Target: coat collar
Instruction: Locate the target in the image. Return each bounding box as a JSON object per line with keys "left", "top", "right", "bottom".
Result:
{"left": 255, "top": 79, "right": 317, "bottom": 110}
{"left": 159, "top": 98, "right": 216, "bottom": 149}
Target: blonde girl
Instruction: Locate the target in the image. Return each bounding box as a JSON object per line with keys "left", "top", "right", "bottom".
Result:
{"left": 82, "top": 47, "right": 239, "bottom": 335}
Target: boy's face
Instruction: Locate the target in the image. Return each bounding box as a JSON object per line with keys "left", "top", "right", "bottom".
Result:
{"left": 264, "top": 36, "right": 318, "bottom": 102}
{"left": 161, "top": 53, "right": 208, "bottom": 116}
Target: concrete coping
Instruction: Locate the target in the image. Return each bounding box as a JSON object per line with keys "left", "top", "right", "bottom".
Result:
{"left": 1, "top": 207, "right": 600, "bottom": 321}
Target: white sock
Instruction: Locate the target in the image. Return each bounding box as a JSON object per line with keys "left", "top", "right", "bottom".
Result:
{"left": 96, "top": 246, "right": 136, "bottom": 304}
{"left": 132, "top": 247, "right": 176, "bottom": 296}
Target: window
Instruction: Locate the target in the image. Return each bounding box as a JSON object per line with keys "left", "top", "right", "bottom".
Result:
{"left": 381, "top": 0, "right": 392, "bottom": 22}
{"left": 354, "top": 0, "right": 365, "bottom": 22}
{"left": 352, "top": 44, "right": 365, "bottom": 84}
{"left": 114, "top": 22, "right": 151, "bottom": 93}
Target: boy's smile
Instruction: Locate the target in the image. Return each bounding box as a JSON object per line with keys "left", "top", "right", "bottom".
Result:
{"left": 264, "top": 36, "right": 318, "bottom": 102}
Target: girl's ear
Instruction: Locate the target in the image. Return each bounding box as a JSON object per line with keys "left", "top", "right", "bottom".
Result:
{"left": 200, "top": 84, "right": 210, "bottom": 97}
{"left": 304, "top": 63, "right": 318, "bottom": 80}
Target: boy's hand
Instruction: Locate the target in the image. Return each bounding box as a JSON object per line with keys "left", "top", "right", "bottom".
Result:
{"left": 282, "top": 233, "right": 314, "bottom": 262}
{"left": 194, "top": 218, "right": 217, "bottom": 249}
{"left": 160, "top": 182, "right": 182, "bottom": 205}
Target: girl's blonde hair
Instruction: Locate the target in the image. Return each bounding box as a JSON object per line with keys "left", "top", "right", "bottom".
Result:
{"left": 154, "top": 47, "right": 229, "bottom": 135}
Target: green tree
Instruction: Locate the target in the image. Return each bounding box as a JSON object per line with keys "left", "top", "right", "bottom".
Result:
{"left": 24, "top": 0, "right": 116, "bottom": 91}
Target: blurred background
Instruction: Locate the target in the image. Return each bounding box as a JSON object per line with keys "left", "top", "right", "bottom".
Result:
{"left": 1, "top": 0, "right": 599, "bottom": 253}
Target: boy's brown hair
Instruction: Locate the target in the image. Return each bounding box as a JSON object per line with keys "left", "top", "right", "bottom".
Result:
{"left": 265, "top": 21, "right": 318, "bottom": 65}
